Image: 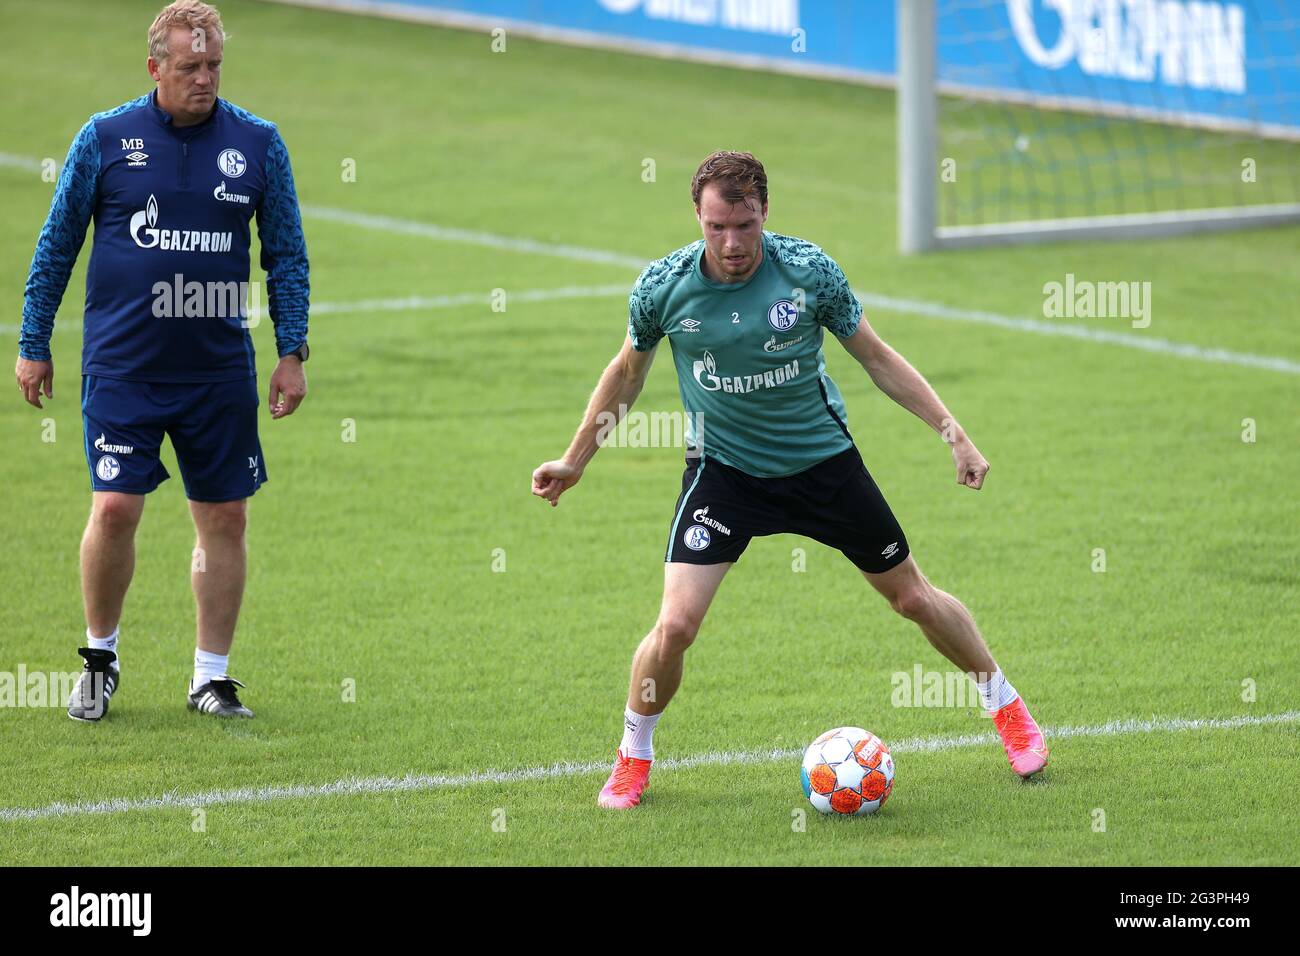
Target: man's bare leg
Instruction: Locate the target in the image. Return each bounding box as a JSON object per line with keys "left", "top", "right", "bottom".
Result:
{"left": 186, "top": 499, "right": 255, "bottom": 717}
{"left": 82, "top": 492, "right": 146, "bottom": 639}
{"left": 189, "top": 498, "right": 247, "bottom": 656}
{"left": 598, "top": 561, "right": 731, "bottom": 808}
{"left": 70, "top": 492, "right": 145, "bottom": 720}
{"left": 626, "top": 561, "right": 732, "bottom": 716}
{"left": 864, "top": 555, "right": 1049, "bottom": 776}
{"left": 862, "top": 556, "right": 996, "bottom": 676}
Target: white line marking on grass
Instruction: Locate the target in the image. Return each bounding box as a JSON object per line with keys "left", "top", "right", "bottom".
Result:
{"left": 0, "top": 286, "right": 630, "bottom": 336}
{"left": 302, "top": 204, "right": 647, "bottom": 270}
{"left": 0, "top": 152, "right": 45, "bottom": 173}
{"left": 6, "top": 151, "right": 1295, "bottom": 376}
{"left": 854, "top": 292, "right": 1300, "bottom": 376}
{"left": 303, "top": 204, "right": 1300, "bottom": 376}
{"left": 309, "top": 284, "right": 630, "bottom": 315}
{"left": 2, "top": 710, "right": 1294, "bottom": 823}
{"left": 10, "top": 284, "right": 1297, "bottom": 378}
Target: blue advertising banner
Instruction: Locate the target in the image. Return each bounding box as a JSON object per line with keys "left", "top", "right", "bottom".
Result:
{"left": 276, "top": 0, "right": 1299, "bottom": 137}
{"left": 938, "top": 0, "right": 1299, "bottom": 138}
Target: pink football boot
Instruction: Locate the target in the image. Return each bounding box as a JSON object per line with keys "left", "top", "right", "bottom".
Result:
{"left": 597, "top": 749, "right": 653, "bottom": 809}
{"left": 992, "top": 697, "right": 1050, "bottom": 778}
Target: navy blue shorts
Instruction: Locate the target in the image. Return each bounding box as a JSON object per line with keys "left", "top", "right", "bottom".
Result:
{"left": 665, "top": 445, "right": 909, "bottom": 574}
{"left": 81, "top": 374, "right": 267, "bottom": 502}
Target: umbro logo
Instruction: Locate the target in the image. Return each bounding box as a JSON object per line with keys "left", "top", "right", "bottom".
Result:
{"left": 126, "top": 151, "right": 148, "bottom": 167}
{"left": 882, "top": 542, "right": 899, "bottom": 558}
{"left": 681, "top": 318, "right": 701, "bottom": 332}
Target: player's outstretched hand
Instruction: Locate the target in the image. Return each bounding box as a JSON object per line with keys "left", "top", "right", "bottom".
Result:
{"left": 15, "top": 356, "right": 53, "bottom": 409}
{"left": 952, "top": 436, "right": 990, "bottom": 490}
{"left": 532, "top": 459, "right": 582, "bottom": 507}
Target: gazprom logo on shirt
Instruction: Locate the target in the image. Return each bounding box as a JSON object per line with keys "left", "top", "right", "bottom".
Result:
{"left": 213, "top": 181, "right": 251, "bottom": 205}
{"left": 129, "top": 194, "right": 233, "bottom": 253}
{"left": 692, "top": 349, "right": 800, "bottom": 394}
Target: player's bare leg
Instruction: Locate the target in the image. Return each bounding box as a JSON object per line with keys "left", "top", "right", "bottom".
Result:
{"left": 864, "top": 556, "right": 1048, "bottom": 777}
{"left": 186, "top": 498, "right": 254, "bottom": 717}
{"left": 598, "top": 561, "right": 732, "bottom": 808}
{"left": 863, "top": 556, "right": 995, "bottom": 674}
{"left": 628, "top": 561, "right": 733, "bottom": 717}
{"left": 69, "top": 492, "right": 144, "bottom": 719}
{"left": 81, "top": 492, "right": 145, "bottom": 638}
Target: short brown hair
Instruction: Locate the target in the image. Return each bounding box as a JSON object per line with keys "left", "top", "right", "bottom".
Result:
{"left": 691, "top": 150, "right": 768, "bottom": 208}
{"left": 149, "top": 1, "right": 225, "bottom": 61}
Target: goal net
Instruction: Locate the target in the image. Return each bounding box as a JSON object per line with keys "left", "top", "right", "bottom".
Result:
{"left": 898, "top": 0, "right": 1300, "bottom": 251}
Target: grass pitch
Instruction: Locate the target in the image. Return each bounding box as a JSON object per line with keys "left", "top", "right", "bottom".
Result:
{"left": 0, "top": 0, "right": 1297, "bottom": 866}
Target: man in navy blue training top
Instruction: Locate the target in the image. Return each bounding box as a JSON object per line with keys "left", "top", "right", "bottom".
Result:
{"left": 14, "top": 1, "right": 309, "bottom": 721}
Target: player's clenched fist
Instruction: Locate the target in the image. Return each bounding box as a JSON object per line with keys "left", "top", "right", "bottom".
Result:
{"left": 15, "top": 357, "right": 54, "bottom": 409}
{"left": 532, "top": 459, "right": 583, "bottom": 507}
{"left": 951, "top": 436, "right": 990, "bottom": 490}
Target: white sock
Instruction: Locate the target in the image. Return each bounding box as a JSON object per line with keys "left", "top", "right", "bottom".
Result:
{"left": 619, "top": 707, "right": 661, "bottom": 761}
{"left": 974, "top": 668, "right": 1020, "bottom": 712}
{"left": 86, "top": 626, "right": 120, "bottom": 670}
{"left": 192, "top": 649, "right": 229, "bottom": 690}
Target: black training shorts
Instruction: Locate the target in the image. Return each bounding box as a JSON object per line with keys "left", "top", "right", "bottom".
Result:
{"left": 665, "top": 445, "right": 910, "bottom": 574}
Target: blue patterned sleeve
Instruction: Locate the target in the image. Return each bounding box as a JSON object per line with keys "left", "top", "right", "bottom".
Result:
{"left": 257, "top": 129, "right": 309, "bottom": 357}
{"left": 20, "top": 121, "right": 100, "bottom": 361}
{"left": 628, "top": 267, "right": 664, "bottom": 351}
{"left": 813, "top": 253, "right": 862, "bottom": 339}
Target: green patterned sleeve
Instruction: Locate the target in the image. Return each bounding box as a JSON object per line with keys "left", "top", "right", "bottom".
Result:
{"left": 813, "top": 253, "right": 862, "bottom": 339}
{"left": 627, "top": 268, "right": 664, "bottom": 351}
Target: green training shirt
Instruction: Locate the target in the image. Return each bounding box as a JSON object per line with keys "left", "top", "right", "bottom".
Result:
{"left": 628, "top": 231, "right": 862, "bottom": 478}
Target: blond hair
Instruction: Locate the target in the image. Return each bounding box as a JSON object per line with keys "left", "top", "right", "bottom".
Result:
{"left": 148, "top": 1, "right": 225, "bottom": 61}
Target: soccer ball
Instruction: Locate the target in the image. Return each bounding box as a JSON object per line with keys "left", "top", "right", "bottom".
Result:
{"left": 801, "top": 727, "right": 894, "bottom": 816}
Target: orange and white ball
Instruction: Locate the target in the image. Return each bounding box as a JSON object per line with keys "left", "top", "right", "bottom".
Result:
{"left": 801, "top": 727, "right": 894, "bottom": 815}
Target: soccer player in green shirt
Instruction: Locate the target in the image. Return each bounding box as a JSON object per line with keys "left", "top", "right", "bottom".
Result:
{"left": 532, "top": 151, "right": 1048, "bottom": 809}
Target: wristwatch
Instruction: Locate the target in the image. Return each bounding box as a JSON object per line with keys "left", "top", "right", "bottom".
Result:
{"left": 285, "top": 343, "right": 310, "bottom": 363}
